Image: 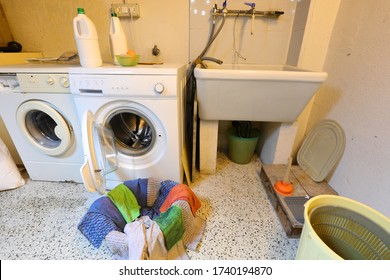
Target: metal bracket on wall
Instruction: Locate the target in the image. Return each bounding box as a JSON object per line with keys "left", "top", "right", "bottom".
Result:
{"left": 213, "top": 9, "right": 284, "bottom": 18}
{"left": 111, "top": 3, "right": 140, "bottom": 18}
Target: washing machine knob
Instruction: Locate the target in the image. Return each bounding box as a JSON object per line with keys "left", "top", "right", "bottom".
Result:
{"left": 60, "top": 77, "right": 70, "bottom": 88}
{"left": 46, "top": 76, "right": 55, "bottom": 85}
{"left": 154, "top": 83, "right": 165, "bottom": 94}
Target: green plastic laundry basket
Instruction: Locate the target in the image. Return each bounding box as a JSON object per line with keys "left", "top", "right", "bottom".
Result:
{"left": 227, "top": 127, "right": 260, "bottom": 164}
{"left": 296, "top": 195, "right": 390, "bottom": 260}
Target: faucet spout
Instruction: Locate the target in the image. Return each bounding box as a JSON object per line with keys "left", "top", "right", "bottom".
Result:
{"left": 201, "top": 57, "right": 223, "bottom": 65}
{"left": 194, "top": 57, "right": 208, "bottom": 69}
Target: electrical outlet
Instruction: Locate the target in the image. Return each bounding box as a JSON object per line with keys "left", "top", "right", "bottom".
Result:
{"left": 111, "top": 3, "right": 140, "bottom": 18}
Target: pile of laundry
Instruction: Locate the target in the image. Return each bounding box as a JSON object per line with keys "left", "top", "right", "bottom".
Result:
{"left": 78, "top": 178, "right": 205, "bottom": 260}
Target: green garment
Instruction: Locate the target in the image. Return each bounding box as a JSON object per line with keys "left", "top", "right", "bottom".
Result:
{"left": 154, "top": 205, "right": 184, "bottom": 250}
{"left": 107, "top": 184, "right": 140, "bottom": 223}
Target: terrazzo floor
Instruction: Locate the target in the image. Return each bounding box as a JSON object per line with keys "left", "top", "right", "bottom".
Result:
{"left": 0, "top": 152, "right": 299, "bottom": 260}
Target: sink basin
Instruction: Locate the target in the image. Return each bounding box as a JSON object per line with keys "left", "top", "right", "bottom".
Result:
{"left": 194, "top": 63, "right": 328, "bottom": 122}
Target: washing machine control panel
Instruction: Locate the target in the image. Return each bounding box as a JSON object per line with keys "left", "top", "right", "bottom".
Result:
{"left": 0, "top": 75, "right": 19, "bottom": 93}
{"left": 17, "top": 73, "right": 71, "bottom": 93}
{"left": 69, "top": 74, "right": 178, "bottom": 97}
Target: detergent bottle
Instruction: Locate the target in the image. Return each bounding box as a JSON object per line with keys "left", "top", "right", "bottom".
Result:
{"left": 109, "top": 12, "right": 128, "bottom": 65}
{"left": 73, "top": 8, "right": 102, "bottom": 67}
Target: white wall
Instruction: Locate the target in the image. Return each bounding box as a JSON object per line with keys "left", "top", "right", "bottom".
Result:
{"left": 1, "top": 0, "right": 301, "bottom": 65}
{"left": 307, "top": 0, "right": 390, "bottom": 217}
{"left": 292, "top": 0, "right": 341, "bottom": 158}
{"left": 286, "top": 0, "right": 310, "bottom": 65}
{"left": 190, "top": 0, "right": 299, "bottom": 64}
{"left": 0, "top": 0, "right": 189, "bottom": 63}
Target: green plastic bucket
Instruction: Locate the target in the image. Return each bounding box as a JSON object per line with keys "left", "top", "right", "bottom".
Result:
{"left": 227, "top": 127, "right": 260, "bottom": 164}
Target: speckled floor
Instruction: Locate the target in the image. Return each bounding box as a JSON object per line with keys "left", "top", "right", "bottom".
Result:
{"left": 0, "top": 152, "right": 299, "bottom": 260}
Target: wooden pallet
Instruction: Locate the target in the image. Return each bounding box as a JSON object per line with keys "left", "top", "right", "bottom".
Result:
{"left": 260, "top": 164, "right": 338, "bottom": 238}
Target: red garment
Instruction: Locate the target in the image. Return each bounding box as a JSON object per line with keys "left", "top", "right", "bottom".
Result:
{"left": 159, "top": 184, "right": 201, "bottom": 216}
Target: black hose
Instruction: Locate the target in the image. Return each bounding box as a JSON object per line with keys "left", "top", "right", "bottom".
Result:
{"left": 185, "top": 13, "right": 227, "bottom": 180}
{"left": 198, "top": 15, "right": 226, "bottom": 61}
{"left": 232, "top": 121, "right": 252, "bottom": 138}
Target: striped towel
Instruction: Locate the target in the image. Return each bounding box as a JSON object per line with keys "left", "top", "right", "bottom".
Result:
{"left": 78, "top": 212, "right": 119, "bottom": 248}
{"left": 77, "top": 196, "right": 127, "bottom": 248}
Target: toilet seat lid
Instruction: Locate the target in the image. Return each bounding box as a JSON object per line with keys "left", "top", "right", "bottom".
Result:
{"left": 297, "top": 120, "right": 345, "bottom": 182}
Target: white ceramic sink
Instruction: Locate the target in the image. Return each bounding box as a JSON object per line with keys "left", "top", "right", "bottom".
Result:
{"left": 194, "top": 63, "right": 328, "bottom": 122}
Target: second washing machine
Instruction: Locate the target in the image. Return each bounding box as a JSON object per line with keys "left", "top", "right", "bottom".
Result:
{"left": 0, "top": 65, "right": 84, "bottom": 182}
{"left": 69, "top": 64, "right": 186, "bottom": 194}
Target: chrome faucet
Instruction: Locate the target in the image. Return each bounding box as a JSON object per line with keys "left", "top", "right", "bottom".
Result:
{"left": 244, "top": 2, "right": 256, "bottom": 35}
{"left": 244, "top": 2, "right": 256, "bottom": 10}
{"left": 213, "top": 1, "right": 228, "bottom": 15}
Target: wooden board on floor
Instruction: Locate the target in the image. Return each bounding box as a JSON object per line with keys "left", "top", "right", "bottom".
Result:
{"left": 290, "top": 166, "right": 337, "bottom": 197}
{"left": 260, "top": 164, "right": 338, "bottom": 238}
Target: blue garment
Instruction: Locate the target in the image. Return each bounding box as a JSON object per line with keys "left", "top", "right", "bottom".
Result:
{"left": 139, "top": 180, "right": 179, "bottom": 220}
{"left": 140, "top": 207, "right": 160, "bottom": 220}
{"left": 123, "top": 178, "right": 148, "bottom": 207}
{"left": 78, "top": 212, "right": 119, "bottom": 248}
{"left": 88, "top": 196, "right": 127, "bottom": 230}
{"left": 77, "top": 196, "right": 127, "bottom": 248}
{"left": 153, "top": 180, "right": 178, "bottom": 210}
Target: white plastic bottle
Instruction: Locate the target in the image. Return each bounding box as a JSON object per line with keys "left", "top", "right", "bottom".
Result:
{"left": 73, "top": 8, "right": 102, "bottom": 67}
{"left": 109, "top": 12, "right": 128, "bottom": 65}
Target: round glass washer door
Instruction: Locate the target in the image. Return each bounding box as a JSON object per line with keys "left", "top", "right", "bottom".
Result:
{"left": 16, "top": 100, "right": 73, "bottom": 156}
{"left": 106, "top": 109, "right": 156, "bottom": 157}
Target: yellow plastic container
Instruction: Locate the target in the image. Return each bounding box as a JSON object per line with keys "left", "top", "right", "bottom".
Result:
{"left": 296, "top": 195, "right": 390, "bottom": 260}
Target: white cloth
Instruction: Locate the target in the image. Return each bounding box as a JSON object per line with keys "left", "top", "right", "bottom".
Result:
{"left": 105, "top": 230, "right": 129, "bottom": 260}
{"left": 106, "top": 229, "right": 189, "bottom": 260}
{"left": 124, "top": 216, "right": 168, "bottom": 260}
{"left": 0, "top": 137, "right": 25, "bottom": 191}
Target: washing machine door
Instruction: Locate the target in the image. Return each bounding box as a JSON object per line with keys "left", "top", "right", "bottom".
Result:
{"left": 16, "top": 100, "right": 72, "bottom": 156}
{"left": 81, "top": 111, "right": 118, "bottom": 194}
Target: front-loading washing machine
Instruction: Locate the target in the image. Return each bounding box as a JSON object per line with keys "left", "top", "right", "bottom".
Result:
{"left": 69, "top": 64, "right": 186, "bottom": 194}
{"left": 0, "top": 65, "right": 84, "bottom": 182}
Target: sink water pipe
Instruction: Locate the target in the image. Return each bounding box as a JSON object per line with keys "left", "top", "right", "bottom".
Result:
{"left": 245, "top": 2, "right": 256, "bottom": 35}
{"left": 213, "top": 2, "right": 284, "bottom": 19}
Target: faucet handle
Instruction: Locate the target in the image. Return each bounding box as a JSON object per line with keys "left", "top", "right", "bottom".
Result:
{"left": 244, "top": 2, "right": 256, "bottom": 9}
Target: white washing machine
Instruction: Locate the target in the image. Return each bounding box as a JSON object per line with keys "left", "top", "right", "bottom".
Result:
{"left": 69, "top": 64, "right": 186, "bottom": 194}
{"left": 0, "top": 66, "right": 84, "bottom": 182}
